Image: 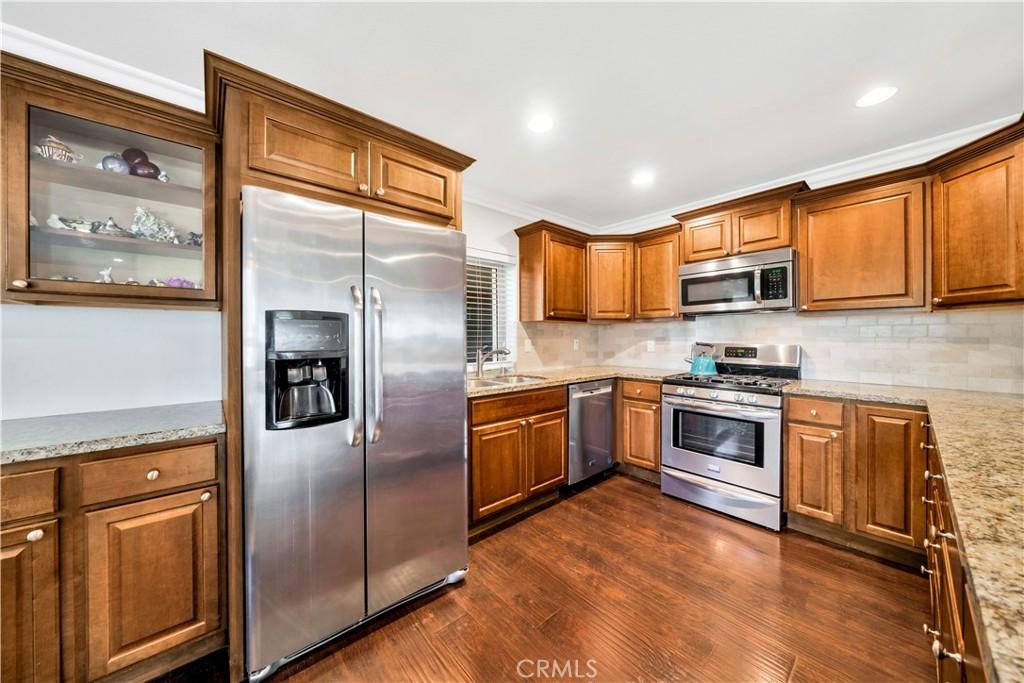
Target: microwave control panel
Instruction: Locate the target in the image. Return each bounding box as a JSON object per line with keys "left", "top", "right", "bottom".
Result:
{"left": 762, "top": 267, "right": 788, "bottom": 300}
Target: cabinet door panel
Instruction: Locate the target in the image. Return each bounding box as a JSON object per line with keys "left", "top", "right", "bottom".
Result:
{"left": 933, "top": 140, "right": 1023, "bottom": 306}
{"left": 370, "top": 142, "right": 456, "bottom": 219}
{"left": 635, "top": 233, "right": 679, "bottom": 318}
{"left": 471, "top": 419, "right": 526, "bottom": 520}
{"left": 249, "top": 99, "right": 369, "bottom": 195}
{"left": 622, "top": 399, "right": 660, "bottom": 471}
{"left": 786, "top": 424, "right": 843, "bottom": 524}
{"left": 544, "top": 234, "right": 587, "bottom": 320}
{"left": 797, "top": 180, "right": 925, "bottom": 311}
{"left": 85, "top": 487, "right": 219, "bottom": 679}
{"left": 526, "top": 410, "right": 568, "bottom": 495}
{"left": 854, "top": 406, "right": 926, "bottom": 547}
{"left": 588, "top": 242, "right": 633, "bottom": 320}
{"left": 682, "top": 213, "right": 731, "bottom": 263}
{"left": 0, "top": 521, "right": 59, "bottom": 683}
{"left": 734, "top": 202, "right": 790, "bottom": 254}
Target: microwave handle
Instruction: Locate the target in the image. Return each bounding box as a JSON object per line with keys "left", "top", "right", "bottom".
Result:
{"left": 753, "top": 267, "right": 763, "bottom": 304}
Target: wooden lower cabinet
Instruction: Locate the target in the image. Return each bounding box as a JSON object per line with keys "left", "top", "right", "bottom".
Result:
{"left": 526, "top": 410, "right": 568, "bottom": 495}
{"left": 786, "top": 424, "right": 843, "bottom": 524}
{"left": 854, "top": 405, "right": 926, "bottom": 548}
{"left": 1, "top": 520, "right": 60, "bottom": 683}
{"left": 621, "top": 398, "right": 660, "bottom": 471}
{"left": 471, "top": 418, "right": 527, "bottom": 520}
{"left": 85, "top": 487, "right": 220, "bottom": 679}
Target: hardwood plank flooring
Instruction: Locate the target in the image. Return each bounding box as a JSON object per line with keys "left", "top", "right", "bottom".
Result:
{"left": 275, "top": 475, "right": 933, "bottom": 682}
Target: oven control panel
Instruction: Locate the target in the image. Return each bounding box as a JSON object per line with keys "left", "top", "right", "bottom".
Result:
{"left": 724, "top": 346, "right": 757, "bottom": 359}
{"left": 663, "top": 385, "right": 782, "bottom": 409}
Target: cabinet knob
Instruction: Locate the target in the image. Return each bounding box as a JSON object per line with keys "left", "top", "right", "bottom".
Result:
{"left": 920, "top": 442, "right": 935, "bottom": 450}
{"left": 375, "top": 187, "right": 386, "bottom": 196}
{"left": 26, "top": 529, "right": 44, "bottom": 542}
{"left": 830, "top": 431, "right": 837, "bottom": 439}
{"left": 931, "top": 639, "right": 962, "bottom": 664}
{"left": 651, "top": 405, "right": 658, "bottom": 411}
{"left": 11, "top": 279, "right": 28, "bottom": 289}
{"left": 922, "top": 623, "right": 939, "bottom": 636}
{"left": 146, "top": 469, "right": 160, "bottom": 481}
{"left": 919, "top": 566, "right": 934, "bottom": 577}
{"left": 923, "top": 539, "right": 937, "bottom": 551}
{"left": 932, "top": 297, "right": 942, "bottom": 304}
{"left": 358, "top": 183, "right": 369, "bottom": 192}
{"left": 800, "top": 305, "right": 808, "bottom": 311}
{"left": 922, "top": 496, "right": 935, "bottom": 506}
{"left": 520, "top": 420, "right": 527, "bottom": 427}
{"left": 200, "top": 491, "right": 212, "bottom": 502}
{"left": 636, "top": 389, "right": 642, "bottom": 394}
{"left": 924, "top": 470, "right": 943, "bottom": 482}
{"left": 810, "top": 409, "right": 818, "bottom": 417}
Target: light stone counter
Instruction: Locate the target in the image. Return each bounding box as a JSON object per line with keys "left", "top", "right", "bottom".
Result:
{"left": 785, "top": 380, "right": 1023, "bottom": 683}
{"left": 466, "top": 365, "right": 678, "bottom": 398}
{"left": 1, "top": 401, "right": 225, "bottom": 464}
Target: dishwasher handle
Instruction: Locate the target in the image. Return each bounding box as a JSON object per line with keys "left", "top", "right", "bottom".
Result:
{"left": 570, "top": 385, "right": 613, "bottom": 399}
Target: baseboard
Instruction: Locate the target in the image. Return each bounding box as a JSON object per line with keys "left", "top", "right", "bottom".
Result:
{"left": 787, "top": 513, "right": 925, "bottom": 569}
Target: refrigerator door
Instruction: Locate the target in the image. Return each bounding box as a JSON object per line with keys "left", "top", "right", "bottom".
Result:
{"left": 364, "top": 212, "right": 468, "bottom": 615}
{"left": 242, "top": 187, "right": 366, "bottom": 675}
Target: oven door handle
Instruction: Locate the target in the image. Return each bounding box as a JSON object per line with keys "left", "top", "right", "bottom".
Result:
{"left": 662, "top": 468, "right": 773, "bottom": 504}
{"left": 662, "top": 396, "right": 778, "bottom": 421}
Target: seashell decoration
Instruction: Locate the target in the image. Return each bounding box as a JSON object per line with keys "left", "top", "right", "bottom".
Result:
{"left": 32, "top": 135, "right": 82, "bottom": 163}
{"left": 46, "top": 213, "right": 100, "bottom": 233}
{"left": 130, "top": 206, "right": 180, "bottom": 243}
{"left": 92, "top": 217, "right": 132, "bottom": 238}
{"left": 29, "top": 211, "right": 38, "bottom": 227}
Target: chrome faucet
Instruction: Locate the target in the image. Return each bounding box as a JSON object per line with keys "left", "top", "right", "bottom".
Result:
{"left": 475, "top": 347, "right": 510, "bottom": 378}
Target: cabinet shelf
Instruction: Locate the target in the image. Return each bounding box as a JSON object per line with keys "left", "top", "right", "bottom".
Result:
{"left": 30, "top": 157, "right": 202, "bottom": 207}
{"left": 31, "top": 226, "right": 201, "bottom": 259}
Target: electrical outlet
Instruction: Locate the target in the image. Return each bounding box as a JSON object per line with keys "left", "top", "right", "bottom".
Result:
{"left": 572, "top": 338, "right": 580, "bottom": 352}
{"left": 646, "top": 340, "right": 656, "bottom": 352}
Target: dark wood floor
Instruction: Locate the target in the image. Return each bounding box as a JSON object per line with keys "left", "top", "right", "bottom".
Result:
{"left": 274, "top": 475, "right": 933, "bottom": 682}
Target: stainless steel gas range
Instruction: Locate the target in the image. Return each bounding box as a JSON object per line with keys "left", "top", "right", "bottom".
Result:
{"left": 660, "top": 342, "right": 801, "bottom": 531}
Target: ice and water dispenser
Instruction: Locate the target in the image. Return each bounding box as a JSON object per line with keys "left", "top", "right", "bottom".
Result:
{"left": 265, "top": 310, "right": 348, "bottom": 430}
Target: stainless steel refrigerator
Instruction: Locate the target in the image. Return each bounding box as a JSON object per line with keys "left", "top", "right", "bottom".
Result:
{"left": 241, "top": 186, "right": 468, "bottom": 681}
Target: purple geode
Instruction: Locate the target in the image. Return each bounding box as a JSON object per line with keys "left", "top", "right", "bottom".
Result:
{"left": 165, "top": 277, "right": 196, "bottom": 289}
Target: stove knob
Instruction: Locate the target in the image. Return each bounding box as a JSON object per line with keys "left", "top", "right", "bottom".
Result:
{"left": 746, "top": 395, "right": 758, "bottom": 404}
{"left": 709, "top": 391, "right": 719, "bottom": 399}
{"left": 686, "top": 389, "right": 696, "bottom": 397}
{"left": 734, "top": 393, "right": 744, "bottom": 402}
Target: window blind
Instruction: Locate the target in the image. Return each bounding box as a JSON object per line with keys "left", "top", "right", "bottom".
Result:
{"left": 466, "top": 256, "right": 514, "bottom": 365}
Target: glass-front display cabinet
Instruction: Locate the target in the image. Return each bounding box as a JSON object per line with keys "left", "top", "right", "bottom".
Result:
{"left": 2, "top": 63, "right": 217, "bottom": 306}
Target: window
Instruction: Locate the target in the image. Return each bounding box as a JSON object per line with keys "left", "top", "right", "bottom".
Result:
{"left": 466, "top": 254, "right": 515, "bottom": 366}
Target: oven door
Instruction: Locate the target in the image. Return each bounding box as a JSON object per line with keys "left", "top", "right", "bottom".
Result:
{"left": 678, "top": 264, "right": 761, "bottom": 314}
{"left": 660, "top": 395, "right": 781, "bottom": 495}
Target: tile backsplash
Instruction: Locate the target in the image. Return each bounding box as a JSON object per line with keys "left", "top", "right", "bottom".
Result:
{"left": 519, "top": 308, "right": 1024, "bottom": 394}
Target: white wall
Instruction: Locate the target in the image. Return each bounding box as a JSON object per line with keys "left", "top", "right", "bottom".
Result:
{"left": 0, "top": 304, "right": 221, "bottom": 419}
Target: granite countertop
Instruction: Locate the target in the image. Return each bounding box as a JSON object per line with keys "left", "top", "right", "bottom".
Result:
{"left": 785, "top": 380, "right": 1024, "bottom": 683}
{"left": 0, "top": 401, "right": 225, "bottom": 464}
{"left": 466, "top": 365, "right": 678, "bottom": 398}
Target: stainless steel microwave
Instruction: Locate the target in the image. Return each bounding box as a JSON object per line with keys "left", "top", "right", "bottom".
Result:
{"left": 678, "top": 247, "right": 795, "bottom": 315}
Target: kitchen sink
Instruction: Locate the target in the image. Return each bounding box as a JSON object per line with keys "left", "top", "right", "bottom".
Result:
{"left": 495, "top": 374, "right": 546, "bottom": 384}
{"left": 467, "top": 378, "right": 507, "bottom": 389}
{"left": 467, "top": 374, "right": 547, "bottom": 390}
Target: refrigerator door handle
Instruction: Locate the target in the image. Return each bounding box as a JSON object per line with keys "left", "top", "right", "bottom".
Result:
{"left": 349, "top": 285, "right": 365, "bottom": 447}
{"left": 370, "top": 286, "right": 384, "bottom": 443}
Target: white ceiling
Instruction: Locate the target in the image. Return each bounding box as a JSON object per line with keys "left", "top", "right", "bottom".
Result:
{"left": 5, "top": 2, "right": 1022, "bottom": 230}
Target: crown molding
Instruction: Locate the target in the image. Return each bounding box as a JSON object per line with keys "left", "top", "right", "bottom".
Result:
{"left": 1, "top": 23, "right": 205, "bottom": 112}
{"left": 596, "top": 112, "right": 1022, "bottom": 234}
{"left": 462, "top": 183, "right": 598, "bottom": 232}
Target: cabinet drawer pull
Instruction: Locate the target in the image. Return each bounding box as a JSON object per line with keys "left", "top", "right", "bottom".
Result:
{"left": 920, "top": 442, "right": 935, "bottom": 450}
{"left": 636, "top": 389, "right": 642, "bottom": 394}
{"left": 923, "top": 539, "right": 937, "bottom": 550}
{"left": 932, "top": 297, "right": 943, "bottom": 305}
{"left": 931, "top": 639, "right": 962, "bottom": 663}
{"left": 11, "top": 279, "right": 29, "bottom": 289}
{"left": 810, "top": 409, "right": 818, "bottom": 417}
{"left": 358, "top": 183, "right": 369, "bottom": 192}
{"left": 922, "top": 623, "right": 939, "bottom": 636}
{"left": 928, "top": 524, "right": 956, "bottom": 542}
{"left": 924, "top": 469, "right": 943, "bottom": 482}
{"left": 25, "top": 528, "right": 44, "bottom": 542}
{"left": 919, "top": 566, "right": 933, "bottom": 577}
{"left": 921, "top": 421, "right": 932, "bottom": 429}
{"left": 200, "top": 491, "right": 212, "bottom": 502}
{"left": 922, "top": 496, "right": 935, "bottom": 506}
{"left": 375, "top": 187, "right": 386, "bottom": 196}
{"left": 800, "top": 305, "right": 808, "bottom": 311}
{"left": 651, "top": 405, "right": 658, "bottom": 411}
{"left": 830, "top": 431, "right": 837, "bottom": 439}
{"left": 146, "top": 469, "right": 161, "bottom": 481}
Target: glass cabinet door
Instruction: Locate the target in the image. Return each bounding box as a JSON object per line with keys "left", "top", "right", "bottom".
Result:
{"left": 3, "top": 85, "right": 216, "bottom": 305}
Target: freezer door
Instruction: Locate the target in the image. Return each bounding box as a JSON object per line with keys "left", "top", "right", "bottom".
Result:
{"left": 364, "top": 212, "right": 468, "bottom": 614}
{"left": 241, "top": 186, "right": 366, "bottom": 674}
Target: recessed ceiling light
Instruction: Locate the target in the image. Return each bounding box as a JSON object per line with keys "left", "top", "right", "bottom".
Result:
{"left": 631, "top": 169, "right": 655, "bottom": 187}
{"left": 527, "top": 113, "right": 554, "bottom": 133}
{"left": 112, "top": 258, "right": 124, "bottom": 263}
{"left": 856, "top": 86, "right": 898, "bottom": 108}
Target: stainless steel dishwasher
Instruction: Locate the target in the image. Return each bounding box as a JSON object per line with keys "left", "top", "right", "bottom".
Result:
{"left": 567, "top": 379, "right": 615, "bottom": 484}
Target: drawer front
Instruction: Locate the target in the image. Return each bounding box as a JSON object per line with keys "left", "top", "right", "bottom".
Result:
{"left": 621, "top": 380, "right": 661, "bottom": 402}
{"left": 1, "top": 469, "right": 58, "bottom": 524}
{"left": 80, "top": 442, "right": 217, "bottom": 506}
{"left": 471, "top": 387, "right": 567, "bottom": 425}
{"left": 786, "top": 396, "right": 844, "bottom": 427}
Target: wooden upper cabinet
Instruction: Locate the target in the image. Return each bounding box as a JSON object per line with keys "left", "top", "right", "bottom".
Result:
{"left": 854, "top": 405, "right": 926, "bottom": 548}
{"left": 517, "top": 222, "right": 588, "bottom": 321}
{"left": 786, "top": 424, "right": 843, "bottom": 525}
{"left": 932, "top": 138, "right": 1023, "bottom": 306}
{"left": 588, "top": 242, "right": 633, "bottom": 320}
{"left": 733, "top": 201, "right": 791, "bottom": 254}
{"left": 525, "top": 409, "right": 568, "bottom": 495}
{"left": 370, "top": 142, "right": 456, "bottom": 219}
{"left": 796, "top": 179, "right": 926, "bottom": 311}
{"left": 1, "top": 520, "right": 60, "bottom": 683}
{"left": 635, "top": 229, "right": 680, "bottom": 318}
{"left": 249, "top": 98, "right": 369, "bottom": 195}
{"left": 681, "top": 212, "right": 732, "bottom": 263}
{"left": 2, "top": 54, "right": 218, "bottom": 307}
{"left": 85, "top": 487, "right": 219, "bottom": 679}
